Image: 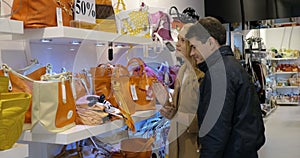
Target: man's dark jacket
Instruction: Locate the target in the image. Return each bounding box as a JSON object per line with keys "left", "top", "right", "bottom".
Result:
{"left": 197, "top": 46, "right": 265, "bottom": 158}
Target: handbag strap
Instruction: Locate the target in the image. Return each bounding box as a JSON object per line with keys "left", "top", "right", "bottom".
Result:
{"left": 114, "top": 0, "right": 126, "bottom": 14}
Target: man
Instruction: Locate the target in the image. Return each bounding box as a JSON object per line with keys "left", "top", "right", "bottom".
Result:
{"left": 185, "top": 16, "right": 265, "bottom": 158}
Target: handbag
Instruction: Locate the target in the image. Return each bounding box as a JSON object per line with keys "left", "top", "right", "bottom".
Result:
{"left": 10, "top": 0, "right": 73, "bottom": 28}
{"left": 149, "top": 11, "right": 173, "bottom": 41}
{"left": 91, "top": 64, "right": 119, "bottom": 108}
{"left": 169, "top": 6, "right": 199, "bottom": 31}
{"left": 111, "top": 137, "right": 154, "bottom": 158}
{"left": 3, "top": 65, "right": 76, "bottom": 133}
{"left": 127, "top": 58, "right": 157, "bottom": 111}
{"left": 95, "top": 0, "right": 118, "bottom": 33}
{"left": 0, "top": 91, "right": 31, "bottom": 150}
{"left": 115, "top": 3, "right": 150, "bottom": 38}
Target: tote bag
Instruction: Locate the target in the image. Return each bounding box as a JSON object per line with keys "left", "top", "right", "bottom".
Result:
{"left": 3, "top": 65, "right": 76, "bottom": 133}
{"left": 11, "top": 0, "right": 73, "bottom": 28}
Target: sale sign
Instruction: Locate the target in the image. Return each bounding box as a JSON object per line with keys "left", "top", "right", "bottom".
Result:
{"left": 74, "top": 0, "right": 96, "bottom": 24}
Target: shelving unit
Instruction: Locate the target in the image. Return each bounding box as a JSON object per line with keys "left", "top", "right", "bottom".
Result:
{"left": 20, "top": 109, "right": 157, "bottom": 144}
{"left": 0, "top": 19, "right": 161, "bottom": 157}
{"left": 0, "top": 19, "right": 23, "bottom": 40}
{"left": 0, "top": 143, "right": 29, "bottom": 158}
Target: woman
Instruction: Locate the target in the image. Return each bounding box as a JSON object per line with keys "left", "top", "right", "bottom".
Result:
{"left": 159, "top": 23, "right": 204, "bottom": 158}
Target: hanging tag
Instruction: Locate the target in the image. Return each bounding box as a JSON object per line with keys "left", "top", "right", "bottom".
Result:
{"left": 61, "top": 79, "right": 67, "bottom": 104}
{"left": 56, "top": 7, "right": 63, "bottom": 27}
{"left": 130, "top": 84, "right": 138, "bottom": 100}
{"left": 145, "top": 84, "right": 153, "bottom": 100}
{"left": 74, "top": 0, "right": 96, "bottom": 24}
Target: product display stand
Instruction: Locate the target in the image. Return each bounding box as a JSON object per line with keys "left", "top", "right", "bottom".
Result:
{"left": 0, "top": 143, "right": 29, "bottom": 158}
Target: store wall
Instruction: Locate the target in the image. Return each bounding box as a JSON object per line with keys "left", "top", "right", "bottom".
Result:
{"left": 116, "top": 0, "right": 204, "bottom": 17}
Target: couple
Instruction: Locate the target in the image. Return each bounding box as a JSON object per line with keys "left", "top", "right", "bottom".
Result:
{"left": 160, "top": 16, "right": 266, "bottom": 158}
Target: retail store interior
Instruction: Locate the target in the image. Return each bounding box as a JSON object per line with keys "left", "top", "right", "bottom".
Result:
{"left": 0, "top": 0, "right": 300, "bottom": 158}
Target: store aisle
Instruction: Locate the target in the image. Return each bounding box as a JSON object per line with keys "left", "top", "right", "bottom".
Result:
{"left": 258, "top": 105, "right": 300, "bottom": 158}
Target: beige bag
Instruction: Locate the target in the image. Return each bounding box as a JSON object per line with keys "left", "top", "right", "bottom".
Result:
{"left": 3, "top": 65, "right": 76, "bottom": 133}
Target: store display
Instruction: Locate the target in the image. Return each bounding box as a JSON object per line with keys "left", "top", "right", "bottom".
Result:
{"left": 0, "top": 90, "right": 31, "bottom": 150}
{"left": 10, "top": 0, "right": 73, "bottom": 28}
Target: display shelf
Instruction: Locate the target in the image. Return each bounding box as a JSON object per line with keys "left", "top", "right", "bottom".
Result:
{"left": 276, "top": 101, "right": 299, "bottom": 105}
{"left": 20, "top": 109, "right": 158, "bottom": 145}
{"left": 0, "top": 143, "right": 28, "bottom": 158}
{"left": 266, "top": 57, "right": 299, "bottom": 61}
{"left": 10, "top": 26, "right": 152, "bottom": 45}
{"left": 0, "top": 19, "right": 24, "bottom": 40}
{"left": 274, "top": 86, "right": 299, "bottom": 89}
{"left": 268, "top": 72, "right": 298, "bottom": 77}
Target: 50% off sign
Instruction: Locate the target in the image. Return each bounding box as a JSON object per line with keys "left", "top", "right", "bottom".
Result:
{"left": 74, "top": 0, "right": 96, "bottom": 24}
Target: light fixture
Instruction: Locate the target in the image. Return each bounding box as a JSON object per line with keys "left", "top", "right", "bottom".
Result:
{"left": 115, "top": 44, "right": 125, "bottom": 48}
{"left": 71, "top": 40, "right": 81, "bottom": 45}
{"left": 40, "top": 39, "right": 52, "bottom": 43}
{"left": 96, "top": 42, "right": 106, "bottom": 47}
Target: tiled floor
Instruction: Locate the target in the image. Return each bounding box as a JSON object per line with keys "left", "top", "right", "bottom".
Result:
{"left": 258, "top": 105, "right": 300, "bottom": 158}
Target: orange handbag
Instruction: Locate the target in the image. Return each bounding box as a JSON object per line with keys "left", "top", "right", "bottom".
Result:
{"left": 90, "top": 64, "right": 119, "bottom": 108}
{"left": 11, "top": 0, "right": 73, "bottom": 28}
{"left": 127, "top": 58, "right": 157, "bottom": 111}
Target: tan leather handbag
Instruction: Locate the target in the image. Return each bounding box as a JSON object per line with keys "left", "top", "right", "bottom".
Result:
{"left": 11, "top": 0, "right": 73, "bottom": 28}
{"left": 127, "top": 58, "right": 157, "bottom": 111}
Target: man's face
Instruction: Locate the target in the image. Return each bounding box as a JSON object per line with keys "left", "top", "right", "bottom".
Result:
{"left": 189, "top": 37, "right": 208, "bottom": 64}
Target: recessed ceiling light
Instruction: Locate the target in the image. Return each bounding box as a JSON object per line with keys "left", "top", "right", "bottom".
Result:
{"left": 96, "top": 42, "right": 105, "bottom": 47}
{"left": 40, "top": 39, "right": 52, "bottom": 43}
{"left": 71, "top": 41, "right": 81, "bottom": 45}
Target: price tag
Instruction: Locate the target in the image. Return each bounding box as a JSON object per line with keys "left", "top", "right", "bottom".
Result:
{"left": 74, "top": 0, "right": 96, "bottom": 24}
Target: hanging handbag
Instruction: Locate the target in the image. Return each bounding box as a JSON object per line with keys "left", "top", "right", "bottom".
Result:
{"left": 0, "top": 77, "right": 31, "bottom": 150}
{"left": 127, "top": 58, "right": 157, "bottom": 111}
{"left": 3, "top": 65, "right": 76, "bottom": 133}
{"left": 115, "top": 2, "right": 150, "bottom": 38}
{"left": 10, "top": 0, "right": 73, "bottom": 28}
{"left": 149, "top": 10, "right": 173, "bottom": 41}
{"left": 169, "top": 6, "right": 199, "bottom": 31}
{"left": 95, "top": 0, "right": 118, "bottom": 33}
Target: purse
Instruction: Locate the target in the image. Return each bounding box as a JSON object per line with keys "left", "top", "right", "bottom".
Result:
{"left": 0, "top": 88, "right": 31, "bottom": 150}
{"left": 127, "top": 58, "right": 157, "bottom": 111}
{"left": 111, "top": 137, "right": 154, "bottom": 158}
{"left": 95, "top": 0, "right": 118, "bottom": 33}
{"left": 11, "top": 0, "right": 73, "bottom": 28}
{"left": 169, "top": 6, "right": 199, "bottom": 31}
{"left": 149, "top": 11, "right": 173, "bottom": 41}
{"left": 3, "top": 65, "right": 76, "bottom": 133}
{"left": 115, "top": 3, "right": 150, "bottom": 38}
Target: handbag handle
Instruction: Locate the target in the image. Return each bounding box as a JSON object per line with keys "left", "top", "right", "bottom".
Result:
{"left": 114, "top": 0, "right": 126, "bottom": 14}
{"left": 16, "top": 59, "right": 39, "bottom": 72}
{"left": 127, "top": 58, "right": 146, "bottom": 76}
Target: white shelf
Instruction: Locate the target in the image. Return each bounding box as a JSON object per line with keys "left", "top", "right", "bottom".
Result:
{"left": 268, "top": 72, "right": 299, "bottom": 77}
{"left": 0, "top": 143, "right": 28, "bottom": 158}
{"left": 276, "top": 101, "right": 299, "bottom": 105}
{"left": 0, "top": 19, "right": 24, "bottom": 40}
{"left": 275, "top": 86, "right": 299, "bottom": 89}
{"left": 266, "top": 57, "right": 299, "bottom": 61}
{"left": 20, "top": 109, "right": 157, "bottom": 145}
{"left": 10, "top": 26, "right": 152, "bottom": 45}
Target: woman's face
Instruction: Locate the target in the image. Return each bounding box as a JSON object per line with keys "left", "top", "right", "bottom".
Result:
{"left": 175, "top": 34, "right": 189, "bottom": 58}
